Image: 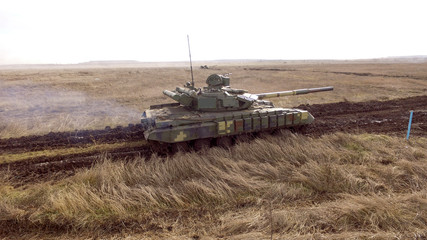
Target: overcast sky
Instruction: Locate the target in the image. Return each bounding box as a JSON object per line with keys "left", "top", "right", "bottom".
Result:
{"left": 1, "top": 0, "right": 426, "bottom": 64}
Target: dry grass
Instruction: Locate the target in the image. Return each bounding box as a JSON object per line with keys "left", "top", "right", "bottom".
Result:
{"left": 1, "top": 131, "right": 426, "bottom": 238}
{"left": 1, "top": 62, "right": 427, "bottom": 238}
{"left": 1, "top": 61, "right": 427, "bottom": 138}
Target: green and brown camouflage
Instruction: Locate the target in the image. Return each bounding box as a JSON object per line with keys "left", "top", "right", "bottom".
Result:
{"left": 141, "top": 74, "right": 333, "bottom": 144}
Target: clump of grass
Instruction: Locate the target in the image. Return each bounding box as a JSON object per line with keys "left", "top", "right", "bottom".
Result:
{"left": 249, "top": 192, "right": 427, "bottom": 235}
{"left": 0, "top": 131, "right": 426, "bottom": 238}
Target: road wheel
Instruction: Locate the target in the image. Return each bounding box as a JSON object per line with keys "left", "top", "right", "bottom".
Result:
{"left": 149, "top": 141, "right": 169, "bottom": 153}
{"left": 171, "top": 141, "right": 190, "bottom": 153}
{"left": 216, "top": 136, "right": 232, "bottom": 149}
{"left": 193, "top": 138, "right": 211, "bottom": 151}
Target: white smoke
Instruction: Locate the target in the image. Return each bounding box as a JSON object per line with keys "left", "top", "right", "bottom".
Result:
{"left": 0, "top": 79, "right": 140, "bottom": 138}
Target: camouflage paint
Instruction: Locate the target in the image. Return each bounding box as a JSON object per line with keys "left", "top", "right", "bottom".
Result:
{"left": 143, "top": 107, "right": 314, "bottom": 143}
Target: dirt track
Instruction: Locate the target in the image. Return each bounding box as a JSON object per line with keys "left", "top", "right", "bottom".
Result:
{"left": 1, "top": 95, "right": 426, "bottom": 185}
{"left": 299, "top": 95, "right": 427, "bottom": 136}
{"left": 0, "top": 124, "right": 146, "bottom": 154}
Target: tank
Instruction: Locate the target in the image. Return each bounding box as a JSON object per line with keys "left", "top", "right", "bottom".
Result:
{"left": 141, "top": 74, "right": 333, "bottom": 151}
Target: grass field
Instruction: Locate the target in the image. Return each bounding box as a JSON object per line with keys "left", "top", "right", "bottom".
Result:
{"left": 1, "top": 132, "right": 426, "bottom": 239}
{"left": 1, "top": 60, "right": 427, "bottom": 239}
{"left": 1, "top": 61, "right": 426, "bottom": 138}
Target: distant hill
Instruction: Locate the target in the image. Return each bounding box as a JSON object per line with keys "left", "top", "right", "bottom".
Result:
{"left": 382, "top": 55, "right": 427, "bottom": 63}
{"left": 78, "top": 60, "right": 142, "bottom": 65}
{"left": 1, "top": 56, "right": 426, "bottom": 69}
{"left": 387, "top": 55, "right": 427, "bottom": 59}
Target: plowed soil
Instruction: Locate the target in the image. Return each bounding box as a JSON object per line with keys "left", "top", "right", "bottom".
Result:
{"left": 1, "top": 95, "right": 426, "bottom": 185}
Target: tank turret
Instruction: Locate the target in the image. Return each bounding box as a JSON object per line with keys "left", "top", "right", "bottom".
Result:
{"left": 162, "top": 74, "right": 333, "bottom": 112}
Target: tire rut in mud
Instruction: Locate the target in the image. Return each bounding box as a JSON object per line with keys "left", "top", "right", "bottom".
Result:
{"left": 298, "top": 95, "right": 427, "bottom": 136}
{"left": 0, "top": 124, "right": 146, "bottom": 154}
{"left": 3, "top": 145, "right": 154, "bottom": 186}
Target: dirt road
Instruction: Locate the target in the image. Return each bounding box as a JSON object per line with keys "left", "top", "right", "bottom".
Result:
{"left": 1, "top": 95, "right": 426, "bottom": 185}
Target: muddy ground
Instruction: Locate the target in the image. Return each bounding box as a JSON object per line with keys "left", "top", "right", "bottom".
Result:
{"left": 1, "top": 95, "right": 426, "bottom": 185}
{"left": 299, "top": 95, "right": 427, "bottom": 136}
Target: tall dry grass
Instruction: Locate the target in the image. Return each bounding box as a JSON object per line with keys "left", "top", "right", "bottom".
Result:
{"left": 1, "top": 131, "right": 426, "bottom": 238}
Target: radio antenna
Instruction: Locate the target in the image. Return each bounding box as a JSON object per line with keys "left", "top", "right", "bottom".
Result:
{"left": 187, "top": 35, "right": 195, "bottom": 88}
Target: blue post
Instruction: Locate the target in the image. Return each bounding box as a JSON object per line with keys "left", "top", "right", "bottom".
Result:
{"left": 406, "top": 110, "right": 414, "bottom": 140}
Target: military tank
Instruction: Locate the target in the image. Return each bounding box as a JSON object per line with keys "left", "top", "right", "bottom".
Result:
{"left": 141, "top": 73, "right": 333, "bottom": 151}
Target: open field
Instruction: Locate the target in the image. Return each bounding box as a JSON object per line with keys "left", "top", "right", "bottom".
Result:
{"left": 1, "top": 61, "right": 427, "bottom": 138}
{"left": 1, "top": 61, "right": 427, "bottom": 239}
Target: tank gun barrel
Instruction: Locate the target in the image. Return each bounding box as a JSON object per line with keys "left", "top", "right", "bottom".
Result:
{"left": 163, "top": 90, "right": 180, "bottom": 101}
{"left": 163, "top": 89, "right": 194, "bottom": 106}
{"left": 247, "top": 86, "right": 333, "bottom": 100}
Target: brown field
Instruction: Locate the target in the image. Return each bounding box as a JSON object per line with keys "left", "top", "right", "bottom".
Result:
{"left": 1, "top": 61, "right": 427, "bottom": 138}
{"left": 0, "top": 60, "right": 427, "bottom": 239}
